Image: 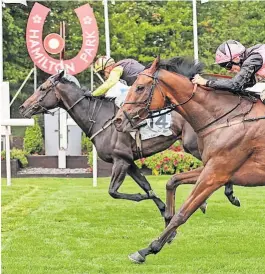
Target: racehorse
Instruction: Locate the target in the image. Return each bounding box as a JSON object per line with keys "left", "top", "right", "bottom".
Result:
{"left": 19, "top": 72, "right": 239, "bottom": 222}
{"left": 114, "top": 56, "right": 265, "bottom": 263}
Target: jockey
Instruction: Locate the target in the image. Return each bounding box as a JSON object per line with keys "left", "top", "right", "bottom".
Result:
{"left": 92, "top": 56, "right": 145, "bottom": 96}
{"left": 192, "top": 40, "right": 265, "bottom": 103}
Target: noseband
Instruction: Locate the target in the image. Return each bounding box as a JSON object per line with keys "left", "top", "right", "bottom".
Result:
{"left": 34, "top": 74, "right": 87, "bottom": 115}
{"left": 33, "top": 74, "right": 105, "bottom": 137}
{"left": 34, "top": 75, "right": 60, "bottom": 116}
{"left": 123, "top": 69, "right": 197, "bottom": 128}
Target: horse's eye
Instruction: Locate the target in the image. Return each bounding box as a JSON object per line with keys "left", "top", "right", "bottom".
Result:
{"left": 136, "top": 85, "right": 145, "bottom": 93}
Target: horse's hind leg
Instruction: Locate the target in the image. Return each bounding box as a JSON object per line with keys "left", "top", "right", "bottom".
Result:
{"left": 165, "top": 167, "right": 204, "bottom": 226}
{"left": 127, "top": 162, "right": 166, "bottom": 217}
{"left": 224, "top": 181, "right": 240, "bottom": 207}
{"left": 108, "top": 159, "right": 164, "bottom": 212}
{"left": 165, "top": 169, "right": 240, "bottom": 227}
{"left": 164, "top": 167, "right": 239, "bottom": 243}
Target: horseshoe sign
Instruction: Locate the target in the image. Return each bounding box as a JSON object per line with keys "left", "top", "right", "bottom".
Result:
{"left": 43, "top": 33, "right": 65, "bottom": 55}
{"left": 26, "top": 3, "right": 99, "bottom": 75}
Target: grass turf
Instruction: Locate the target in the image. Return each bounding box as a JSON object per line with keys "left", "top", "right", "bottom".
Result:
{"left": 2, "top": 176, "right": 265, "bottom": 274}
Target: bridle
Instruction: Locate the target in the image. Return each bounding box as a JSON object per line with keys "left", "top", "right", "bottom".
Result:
{"left": 121, "top": 68, "right": 253, "bottom": 136}
{"left": 33, "top": 74, "right": 85, "bottom": 115}
{"left": 32, "top": 75, "right": 61, "bottom": 116}
{"left": 123, "top": 69, "right": 197, "bottom": 128}
{"left": 32, "top": 74, "right": 105, "bottom": 137}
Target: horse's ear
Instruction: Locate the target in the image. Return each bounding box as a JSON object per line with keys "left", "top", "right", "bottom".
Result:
{"left": 157, "top": 54, "right": 160, "bottom": 64}
{"left": 58, "top": 70, "right": 65, "bottom": 80}
{"left": 149, "top": 56, "right": 160, "bottom": 74}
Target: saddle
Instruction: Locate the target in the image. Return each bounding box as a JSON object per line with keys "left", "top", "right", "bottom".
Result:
{"left": 245, "top": 82, "right": 265, "bottom": 103}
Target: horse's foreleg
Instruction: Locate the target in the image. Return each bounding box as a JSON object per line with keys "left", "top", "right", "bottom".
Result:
{"left": 128, "top": 162, "right": 227, "bottom": 264}
{"left": 127, "top": 162, "right": 166, "bottom": 217}
{"left": 108, "top": 159, "right": 152, "bottom": 202}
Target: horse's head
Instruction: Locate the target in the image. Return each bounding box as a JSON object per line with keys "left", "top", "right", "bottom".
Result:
{"left": 114, "top": 56, "right": 203, "bottom": 132}
{"left": 114, "top": 57, "right": 169, "bottom": 132}
{"left": 20, "top": 71, "right": 65, "bottom": 118}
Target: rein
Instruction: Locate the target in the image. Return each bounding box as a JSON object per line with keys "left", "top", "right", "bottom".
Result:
{"left": 37, "top": 75, "right": 106, "bottom": 138}
{"left": 61, "top": 90, "right": 105, "bottom": 138}
{"left": 122, "top": 69, "right": 197, "bottom": 128}
{"left": 34, "top": 75, "right": 61, "bottom": 116}
{"left": 197, "top": 104, "right": 265, "bottom": 137}
{"left": 195, "top": 95, "right": 243, "bottom": 134}
{"left": 85, "top": 97, "right": 104, "bottom": 136}
{"left": 124, "top": 70, "right": 160, "bottom": 107}
{"left": 122, "top": 68, "right": 263, "bottom": 135}
{"left": 90, "top": 118, "right": 114, "bottom": 140}
{"left": 35, "top": 85, "right": 58, "bottom": 116}
{"left": 67, "top": 95, "right": 86, "bottom": 111}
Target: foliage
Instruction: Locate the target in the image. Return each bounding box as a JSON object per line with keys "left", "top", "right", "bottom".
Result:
{"left": 136, "top": 150, "right": 202, "bottom": 175}
{"left": 82, "top": 133, "right": 94, "bottom": 170}
{"left": 87, "top": 151, "right": 94, "bottom": 169}
{"left": 4, "top": 1, "right": 265, "bottom": 86}
{"left": 10, "top": 148, "right": 28, "bottom": 167}
{"left": 86, "top": 148, "right": 99, "bottom": 172}
{"left": 1, "top": 150, "right": 6, "bottom": 161}
{"left": 108, "top": 1, "right": 193, "bottom": 63}
{"left": 169, "top": 140, "right": 183, "bottom": 152}
{"left": 1, "top": 148, "right": 28, "bottom": 167}
{"left": 5, "top": 1, "right": 265, "bottom": 126}
{"left": 81, "top": 133, "right": 93, "bottom": 154}
{"left": 23, "top": 116, "right": 43, "bottom": 155}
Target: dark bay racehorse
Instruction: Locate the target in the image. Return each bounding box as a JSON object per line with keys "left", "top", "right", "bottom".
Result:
{"left": 19, "top": 71, "right": 238, "bottom": 222}
{"left": 115, "top": 56, "right": 265, "bottom": 263}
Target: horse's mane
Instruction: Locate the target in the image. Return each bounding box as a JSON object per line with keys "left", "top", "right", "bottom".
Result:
{"left": 146, "top": 56, "right": 204, "bottom": 79}
{"left": 59, "top": 77, "right": 79, "bottom": 87}
{"left": 58, "top": 77, "right": 116, "bottom": 102}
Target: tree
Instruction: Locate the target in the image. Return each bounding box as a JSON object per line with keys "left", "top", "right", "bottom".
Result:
{"left": 3, "top": 0, "right": 265, "bottom": 84}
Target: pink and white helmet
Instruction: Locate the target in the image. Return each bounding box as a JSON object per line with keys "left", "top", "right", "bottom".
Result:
{"left": 215, "top": 40, "right": 246, "bottom": 64}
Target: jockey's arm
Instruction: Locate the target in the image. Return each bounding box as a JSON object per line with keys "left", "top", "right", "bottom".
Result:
{"left": 92, "top": 66, "right": 123, "bottom": 96}
{"left": 206, "top": 53, "right": 263, "bottom": 92}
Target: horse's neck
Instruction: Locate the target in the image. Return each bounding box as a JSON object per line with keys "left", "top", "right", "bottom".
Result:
{"left": 170, "top": 111, "right": 186, "bottom": 136}
{"left": 59, "top": 86, "right": 113, "bottom": 138}
{"left": 162, "top": 71, "right": 251, "bottom": 133}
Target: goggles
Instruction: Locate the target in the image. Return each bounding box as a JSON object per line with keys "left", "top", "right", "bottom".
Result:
{"left": 219, "top": 61, "right": 235, "bottom": 70}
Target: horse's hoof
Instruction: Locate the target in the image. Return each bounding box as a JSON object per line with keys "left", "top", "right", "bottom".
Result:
{"left": 167, "top": 231, "right": 177, "bottom": 244}
{"left": 233, "top": 197, "right": 241, "bottom": 207}
{"left": 200, "top": 202, "right": 207, "bottom": 214}
{"left": 128, "top": 252, "right": 146, "bottom": 264}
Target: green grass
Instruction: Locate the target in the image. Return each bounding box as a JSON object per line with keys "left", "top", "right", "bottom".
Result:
{"left": 2, "top": 176, "right": 265, "bottom": 274}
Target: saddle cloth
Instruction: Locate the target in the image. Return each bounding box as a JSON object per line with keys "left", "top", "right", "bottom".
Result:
{"left": 105, "top": 82, "right": 173, "bottom": 140}
{"left": 245, "top": 82, "right": 265, "bottom": 94}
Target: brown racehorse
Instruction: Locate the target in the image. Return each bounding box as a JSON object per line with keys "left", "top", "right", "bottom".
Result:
{"left": 114, "top": 56, "right": 265, "bottom": 263}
